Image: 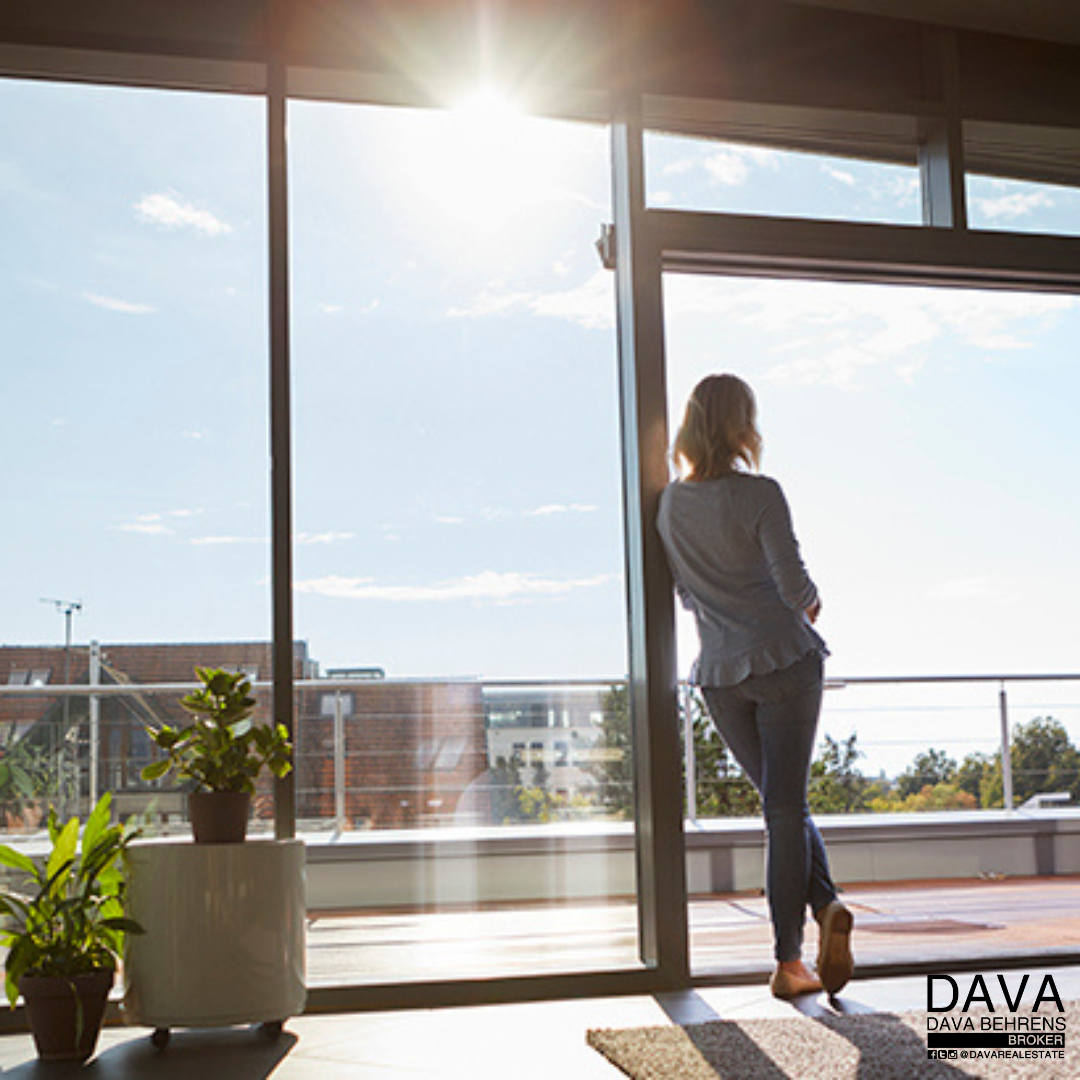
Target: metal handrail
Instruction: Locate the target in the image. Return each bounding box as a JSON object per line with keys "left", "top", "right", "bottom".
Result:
{"left": 3, "top": 671, "right": 1079, "bottom": 825}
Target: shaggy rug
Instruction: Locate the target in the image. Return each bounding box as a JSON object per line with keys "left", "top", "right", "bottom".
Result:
{"left": 588, "top": 1001, "right": 1079, "bottom": 1079}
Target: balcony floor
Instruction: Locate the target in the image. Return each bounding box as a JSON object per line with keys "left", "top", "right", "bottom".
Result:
{"left": 302, "top": 875, "right": 1080, "bottom": 986}
{"left": 1, "top": 878, "right": 1077, "bottom": 1076}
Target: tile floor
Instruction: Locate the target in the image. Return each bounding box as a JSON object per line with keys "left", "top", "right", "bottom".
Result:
{"left": 3, "top": 966, "right": 1079, "bottom": 1078}
{"left": 3, "top": 877, "right": 1080, "bottom": 1077}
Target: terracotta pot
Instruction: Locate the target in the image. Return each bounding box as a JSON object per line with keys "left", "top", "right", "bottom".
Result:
{"left": 188, "top": 790, "right": 251, "bottom": 844}
{"left": 20, "top": 969, "right": 113, "bottom": 1062}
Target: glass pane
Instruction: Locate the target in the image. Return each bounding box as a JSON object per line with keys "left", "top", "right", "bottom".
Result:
{"left": 290, "top": 98, "right": 637, "bottom": 985}
{"left": 0, "top": 78, "right": 269, "bottom": 836}
{"left": 966, "top": 174, "right": 1080, "bottom": 237}
{"left": 965, "top": 118, "right": 1080, "bottom": 237}
{"left": 661, "top": 273, "right": 1080, "bottom": 973}
{"left": 646, "top": 133, "right": 920, "bottom": 224}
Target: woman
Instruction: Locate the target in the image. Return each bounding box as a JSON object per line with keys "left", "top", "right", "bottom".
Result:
{"left": 657, "top": 373, "right": 853, "bottom": 998}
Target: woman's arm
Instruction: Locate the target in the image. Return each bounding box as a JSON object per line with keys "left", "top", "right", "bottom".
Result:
{"left": 757, "top": 479, "right": 820, "bottom": 614}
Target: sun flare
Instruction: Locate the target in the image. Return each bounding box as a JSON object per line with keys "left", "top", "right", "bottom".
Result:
{"left": 381, "top": 85, "right": 594, "bottom": 258}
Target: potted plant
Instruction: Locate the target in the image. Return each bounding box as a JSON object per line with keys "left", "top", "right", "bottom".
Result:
{"left": 141, "top": 667, "right": 292, "bottom": 843}
{"left": 0, "top": 793, "right": 142, "bottom": 1062}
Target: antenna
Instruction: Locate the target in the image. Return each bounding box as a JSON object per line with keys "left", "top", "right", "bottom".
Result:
{"left": 38, "top": 598, "right": 84, "bottom": 819}
{"left": 40, "top": 596, "right": 83, "bottom": 619}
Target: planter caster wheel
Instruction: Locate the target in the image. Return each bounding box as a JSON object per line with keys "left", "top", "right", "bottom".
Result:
{"left": 260, "top": 1021, "right": 284, "bottom": 1041}
{"left": 151, "top": 1028, "right": 171, "bottom": 1051}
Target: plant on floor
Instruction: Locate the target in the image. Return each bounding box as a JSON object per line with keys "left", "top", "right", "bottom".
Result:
{"left": 0, "top": 793, "right": 143, "bottom": 1060}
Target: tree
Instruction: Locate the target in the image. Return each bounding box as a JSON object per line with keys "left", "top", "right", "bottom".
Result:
{"left": 955, "top": 752, "right": 995, "bottom": 803}
{"left": 591, "top": 685, "right": 761, "bottom": 820}
{"left": 487, "top": 754, "right": 527, "bottom": 824}
{"left": 0, "top": 730, "right": 55, "bottom": 829}
{"left": 950, "top": 718, "right": 1080, "bottom": 809}
{"left": 895, "top": 748, "right": 957, "bottom": 799}
{"left": 590, "top": 686, "right": 634, "bottom": 819}
{"left": 809, "top": 733, "right": 868, "bottom": 813}
{"left": 867, "top": 781, "right": 977, "bottom": 813}
{"left": 685, "top": 690, "right": 759, "bottom": 818}
{"left": 1009, "top": 717, "right": 1080, "bottom": 805}
{"left": 904, "top": 783, "right": 978, "bottom": 812}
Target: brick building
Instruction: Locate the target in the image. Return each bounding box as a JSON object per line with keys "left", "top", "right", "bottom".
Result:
{"left": 0, "top": 641, "right": 488, "bottom": 830}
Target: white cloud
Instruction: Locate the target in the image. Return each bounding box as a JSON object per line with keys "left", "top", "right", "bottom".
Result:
{"left": 182, "top": 430, "right": 206, "bottom": 441}
{"left": 440, "top": 504, "right": 596, "bottom": 523}
{"left": 83, "top": 292, "right": 157, "bottom": 315}
{"left": 927, "top": 577, "right": 1021, "bottom": 603}
{"left": 446, "top": 264, "right": 1075, "bottom": 389}
{"left": 703, "top": 146, "right": 781, "bottom": 187}
{"left": 135, "top": 192, "right": 232, "bottom": 236}
{"left": 119, "top": 510, "right": 201, "bottom": 536}
{"left": 662, "top": 158, "right": 696, "bottom": 177}
{"left": 704, "top": 152, "right": 751, "bottom": 187}
{"left": 522, "top": 503, "right": 597, "bottom": 517}
{"left": 529, "top": 273, "right": 614, "bottom": 329}
{"left": 662, "top": 277, "right": 1076, "bottom": 389}
{"left": 294, "top": 570, "right": 617, "bottom": 605}
{"left": 447, "top": 288, "right": 533, "bottom": 319}
{"left": 319, "top": 303, "right": 344, "bottom": 315}
{"left": 824, "top": 166, "right": 856, "bottom": 186}
{"left": 447, "top": 271, "right": 614, "bottom": 329}
{"left": 120, "top": 514, "right": 171, "bottom": 537}
{"left": 865, "top": 173, "right": 920, "bottom": 208}
{"left": 190, "top": 535, "right": 267, "bottom": 546}
{"left": 121, "top": 522, "right": 172, "bottom": 536}
{"left": 295, "top": 531, "right": 355, "bottom": 545}
{"left": 974, "top": 190, "right": 1054, "bottom": 221}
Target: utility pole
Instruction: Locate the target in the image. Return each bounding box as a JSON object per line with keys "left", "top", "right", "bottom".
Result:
{"left": 40, "top": 598, "right": 82, "bottom": 815}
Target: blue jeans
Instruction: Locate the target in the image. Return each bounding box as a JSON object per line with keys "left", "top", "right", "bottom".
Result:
{"left": 702, "top": 652, "right": 837, "bottom": 962}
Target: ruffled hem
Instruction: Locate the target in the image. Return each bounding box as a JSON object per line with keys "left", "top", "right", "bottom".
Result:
{"left": 691, "top": 628, "right": 829, "bottom": 688}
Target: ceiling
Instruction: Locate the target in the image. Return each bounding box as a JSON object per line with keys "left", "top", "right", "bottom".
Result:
{"left": 789, "top": 0, "right": 1080, "bottom": 47}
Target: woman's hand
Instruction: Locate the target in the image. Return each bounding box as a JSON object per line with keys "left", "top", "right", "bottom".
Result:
{"left": 805, "top": 599, "right": 822, "bottom": 624}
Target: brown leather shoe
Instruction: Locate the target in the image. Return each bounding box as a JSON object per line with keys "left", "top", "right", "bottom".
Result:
{"left": 770, "top": 965, "right": 823, "bottom": 999}
{"left": 816, "top": 901, "right": 854, "bottom": 995}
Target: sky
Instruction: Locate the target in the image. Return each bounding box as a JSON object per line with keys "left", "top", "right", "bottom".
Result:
{"left": 2, "top": 77, "right": 1079, "bottom": 774}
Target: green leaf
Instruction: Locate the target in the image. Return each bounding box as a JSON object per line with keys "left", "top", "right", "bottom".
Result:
{"left": 80, "top": 794, "right": 111, "bottom": 861}
{"left": 5, "top": 936, "right": 34, "bottom": 1006}
{"left": 140, "top": 759, "right": 172, "bottom": 781}
{"left": 100, "top": 916, "right": 144, "bottom": 935}
{"left": 227, "top": 719, "right": 252, "bottom": 739}
{"left": 0, "top": 845, "right": 36, "bottom": 876}
{"left": 46, "top": 818, "right": 79, "bottom": 887}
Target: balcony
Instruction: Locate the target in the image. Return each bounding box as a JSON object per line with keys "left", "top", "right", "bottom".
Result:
{"left": 1, "top": 663, "right": 1078, "bottom": 991}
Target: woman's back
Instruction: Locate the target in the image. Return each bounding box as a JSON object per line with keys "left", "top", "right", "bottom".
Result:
{"left": 658, "top": 472, "right": 826, "bottom": 686}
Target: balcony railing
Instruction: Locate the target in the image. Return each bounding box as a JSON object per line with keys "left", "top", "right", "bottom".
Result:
{"left": 0, "top": 672, "right": 1077, "bottom": 835}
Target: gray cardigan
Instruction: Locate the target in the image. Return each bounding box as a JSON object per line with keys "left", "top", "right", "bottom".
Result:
{"left": 657, "top": 473, "right": 827, "bottom": 687}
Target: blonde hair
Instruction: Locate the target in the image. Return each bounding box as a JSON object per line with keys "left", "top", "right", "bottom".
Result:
{"left": 673, "top": 374, "right": 762, "bottom": 480}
